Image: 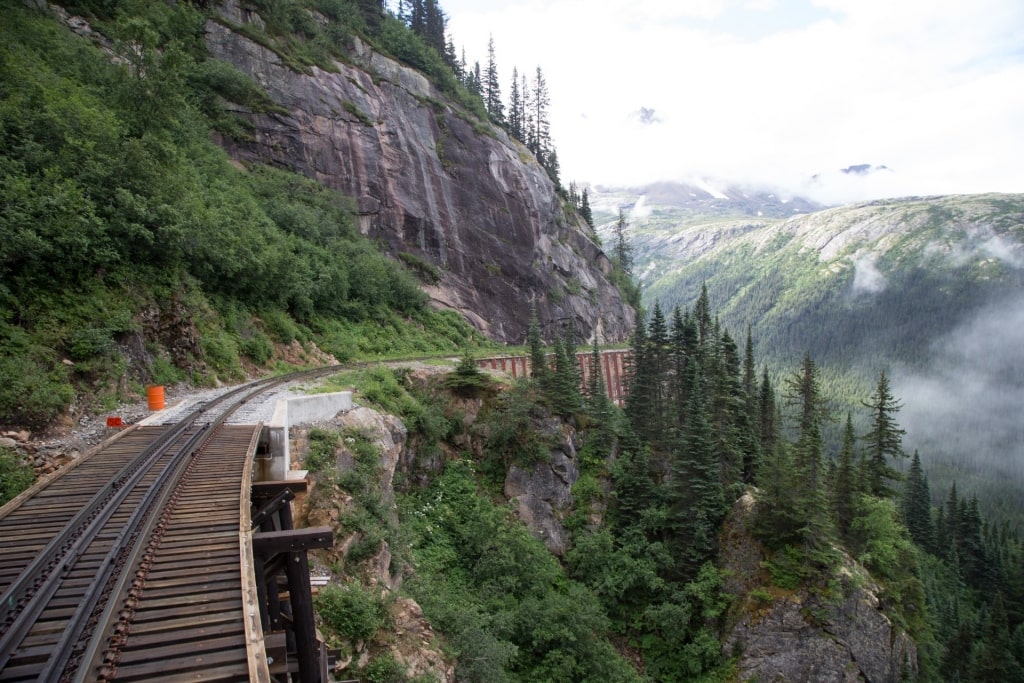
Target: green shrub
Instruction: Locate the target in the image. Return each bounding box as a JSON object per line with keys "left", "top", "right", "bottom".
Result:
{"left": 305, "top": 428, "right": 339, "bottom": 472}
{"left": 0, "top": 449, "right": 34, "bottom": 505}
{"left": 239, "top": 331, "right": 274, "bottom": 365}
{"left": 314, "top": 581, "right": 387, "bottom": 642}
{"left": 362, "top": 653, "right": 407, "bottom": 683}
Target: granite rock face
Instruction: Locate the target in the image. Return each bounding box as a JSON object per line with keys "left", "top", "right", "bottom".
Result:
{"left": 503, "top": 417, "right": 580, "bottom": 556}
{"left": 204, "top": 5, "right": 634, "bottom": 343}
{"left": 720, "top": 493, "right": 918, "bottom": 683}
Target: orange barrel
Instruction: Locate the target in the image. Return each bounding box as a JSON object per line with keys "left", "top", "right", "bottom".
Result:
{"left": 146, "top": 385, "right": 165, "bottom": 411}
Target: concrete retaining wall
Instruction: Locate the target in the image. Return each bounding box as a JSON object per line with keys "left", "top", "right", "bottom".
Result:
{"left": 260, "top": 391, "right": 353, "bottom": 481}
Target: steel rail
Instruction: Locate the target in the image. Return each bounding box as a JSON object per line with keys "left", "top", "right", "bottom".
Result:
{"left": 0, "top": 365, "right": 342, "bottom": 681}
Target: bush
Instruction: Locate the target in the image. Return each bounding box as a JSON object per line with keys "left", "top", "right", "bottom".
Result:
{"left": 362, "top": 653, "right": 407, "bottom": 683}
{"left": 0, "top": 449, "right": 34, "bottom": 505}
{"left": 314, "top": 581, "right": 387, "bottom": 643}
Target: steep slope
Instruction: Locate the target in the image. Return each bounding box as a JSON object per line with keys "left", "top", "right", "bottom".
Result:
{"left": 205, "top": 1, "right": 634, "bottom": 344}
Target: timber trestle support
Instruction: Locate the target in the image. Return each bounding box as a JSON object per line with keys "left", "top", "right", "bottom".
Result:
{"left": 250, "top": 480, "right": 335, "bottom": 683}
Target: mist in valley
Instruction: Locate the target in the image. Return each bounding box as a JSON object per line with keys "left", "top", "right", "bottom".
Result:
{"left": 893, "top": 293, "right": 1024, "bottom": 507}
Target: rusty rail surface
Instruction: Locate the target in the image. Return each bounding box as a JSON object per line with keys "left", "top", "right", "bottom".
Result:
{"left": 0, "top": 367, "right": 341, "bottom": 682}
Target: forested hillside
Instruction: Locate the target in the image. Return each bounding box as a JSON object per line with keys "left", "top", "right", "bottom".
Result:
{"left": 598, "top": 191, "right": 1024, "bottom": 525}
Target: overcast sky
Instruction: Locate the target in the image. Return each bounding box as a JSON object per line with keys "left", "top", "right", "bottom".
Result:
{"left": 436, "top": 0, "right": 1024, "bottom": 202}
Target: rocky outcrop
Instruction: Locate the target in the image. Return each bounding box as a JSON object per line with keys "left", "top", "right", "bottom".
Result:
{"left": 503, "top": 417, "right": 580, "bottom": 555}
{"left": 204, "top": 3, "right": 634, "bottom": 344}
{"left": 720, "top": 493, "right": 918, "bottom": 683}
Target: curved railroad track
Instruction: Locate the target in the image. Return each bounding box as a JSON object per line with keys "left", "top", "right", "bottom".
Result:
{"left": 0, "top": 366, "right": 341, "bottom": 682}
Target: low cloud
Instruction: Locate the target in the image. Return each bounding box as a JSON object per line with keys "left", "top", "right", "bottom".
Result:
{"left": 850, "top": 255, "right": 887, "bottom": 294}
{"left": 893, "top": 294, "right": 1024, "bottom": 484}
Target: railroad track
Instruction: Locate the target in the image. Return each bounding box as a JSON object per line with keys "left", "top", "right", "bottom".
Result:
{"left": 0, "top": 368, "right": 340, "bottom": 682}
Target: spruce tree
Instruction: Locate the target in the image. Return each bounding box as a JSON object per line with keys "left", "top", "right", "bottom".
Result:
{"left": 740, "top": 328, "right": 761, "bottom": 483}
{"left": 527, "top": 304, "right": 547, "bottom": 386}
{"left": 669, "top": 365, "right": 724, "bottom": 578}
{"left": 784, "top": 353, "right": 831, "bottom": 548}
{"left": 902, "top": 451, "right": 935, "bottom": 551}
{"left": 834, "top": 413, "right": 859, "bottom": 540}
{"left": 862, "top": 370, "right": 907, "bottom": 498}
{"left": 507, "top": 66, "right": 522, "bottom": 140}
{"left": 757, "top": 366, "right": 778, "bottom": 456}
{"left": 484, "top": 35, "right": 504, "bottom": 122}
{"left": 580, "top": 187, "right": 593, "bottom": 227}
{"left": 647, "top": 302, "right": 670, "bottom": 444}
{"left": 529, "top": 67, "right": 551, "bottom": 164}
{"left": 612, "top": 208, "right": 633, "bottom": 277}
{"left": 585, "top": 337, "right": 614, "bottom": 430}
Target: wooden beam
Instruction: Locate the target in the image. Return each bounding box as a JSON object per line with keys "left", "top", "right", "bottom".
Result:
{"left": 252, "top": 480, "right": 308, "bottom": 500}
{"left": 252, "top": 527, "right": 334, "bottom": 555}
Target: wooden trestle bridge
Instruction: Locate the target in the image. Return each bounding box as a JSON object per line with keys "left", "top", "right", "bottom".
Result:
{"left": 0, "top": 372, "right": 339, "bottom": 683}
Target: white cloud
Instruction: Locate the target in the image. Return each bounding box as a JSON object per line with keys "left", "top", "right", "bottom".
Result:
{"left": 850, "top": 255, "right": 887, "bottom": 294}
{"left": 445, "top": 0, "right": 1024, "bottom": 201}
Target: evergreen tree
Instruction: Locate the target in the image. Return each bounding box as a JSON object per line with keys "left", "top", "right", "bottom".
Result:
{"left": 757, "top": 366, "right": 778, "bottom": 456}
{"left": 527, "top": 303, "right": 547, "bottom": 386}
{"left": 902, "top": 450, "right": 935, "bottom": 551}
{"left": 741, "top": 327, "right": 761, "bottom": 483}
{"left": 507, "top": 66, "right": 523, "bottom": 140}
{"left": 580, "top": 187, "right": 593, "bottom": 227}
{"left": 710, "top": 329, "right": 744, "bottom": 490}
{"left": 834, "top": 413, "right": 859, "bottom": 539}
{"left": 784, "top": 353, "right": 831, "bottom": 548}
{"left": 354, "top": 0, "right": 384, "bottom": 31}
{"left": 585, "top": 337, "right": 613, "bottom": 424}
{"left": 862, "top": 370, "right": 907, "bottom": 498}
{"left": 669, "top": 365, "right": 724, "bottom": 578}
{"left": 693, "top": 283, "right": 713, "bottom": 345}
{"left": 647, "top": 302, "right": 670, "bottom": 445}
{"left": 423, "top": 0, "right": 446, "bottom": 54}
{"left": 669, "top": 306, "right": 696, "bottom": 429}
{"left": 529, "top": 67, "right": 551, "bottom": 164}
{"left": 466, "top": 61, "right": 482, "bottom": 98}
{"left": 550, "top": 326, "right": 582, "bottom": 416}
{"left": 624, "top": 314, "right": 656, "bottom": 444}
{"left": 484, "top": 35, "right": 504, "bottom": 123}
{"left": 754, "top": 440, "right": 804, "bottom": 548}
{"left": 612, "top": 209, "right": 633, "bottom": 277}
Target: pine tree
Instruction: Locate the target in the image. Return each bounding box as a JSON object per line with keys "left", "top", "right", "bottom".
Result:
{"left": 834, "top": 413, "right": 859, "bottom": 540}
{"left": 784, "top": 353, "right": 831, "bottom": 548}
{"left": 466, "top": 61, "right": 482, "bottom": 98}
{"left": 529, "top": 66, "right": 551, "bottom": 163}
{"left": 755, "top": 440, "right": 804, "bottom": 549}
{"left": 354, "top": 0, "right": 383, "bottom": 31}
{"left": 902, "top": 450, "right": 935, "bottom": 551}
{"left": 647, "top": 302, "right": 670, "bottom": 445}
{"left": 757, "top": 366, "right": 778, "bottom": 456}
{"left": 669, "top": 365, "right": 724, "bottom": 578}
{"left": 741, "top": 327, "right": 761, "bottom": 483}
{"left": 624, "top": 314, "right": 655, "bottom": 443}
{"left": 484, "top": 35, "right": 504, "bottom": 123}
{"left": 612, "top": 209, "right": 633, "bottom": 277}
{"left": 862, "top": 370, "right": 907, "bottom": 498}
{"left": 507, "top": 66, "right": 522, "bottom": 140}
{"left": 585, "top": 337, "right": 612, "bottom": 421}
{"left": 527, "top": 303, "right": 547, "bottom": 386}
{"left": 580, "top": 187, "right": 593, "bottom": 227}
{"left": 669, "top": 306, "right": 696, "bottom": 429}
{"left": 550, "top": 326, "right": 582, "bottom": 416}
{"left": 710, "top": 328, "right": 744, "bottom": 490}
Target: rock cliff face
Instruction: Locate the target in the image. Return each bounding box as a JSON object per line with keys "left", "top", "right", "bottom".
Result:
{"left": 504, "top": 417, "right": 581, "bottom": 556}
{"left": 720, "top": 494, "right": 918, "bottom": 683}
{"left": 204, "top": 3, "right": 634, "bottom": 343}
